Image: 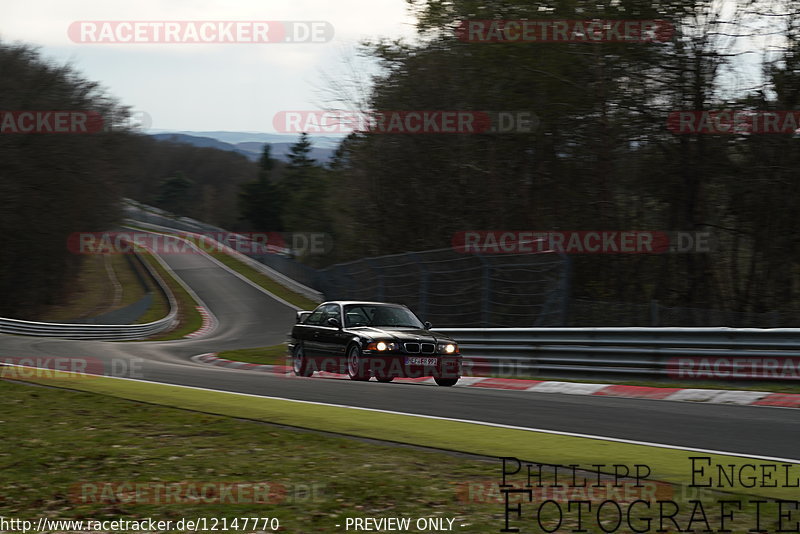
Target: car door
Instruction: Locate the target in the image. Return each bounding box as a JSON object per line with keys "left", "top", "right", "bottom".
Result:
{"left": 316, "top": 303, "right": 350, "bottom": 371}
{"left": 296, "top": 305, "right": 326, "bottom": 364}
{"left": 305, "top": 304, "right": 339, "bottom": 371}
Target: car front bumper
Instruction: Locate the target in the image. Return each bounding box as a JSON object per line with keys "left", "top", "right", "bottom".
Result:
{"left": 362, "top": 352, "right": 462, "bottom": 378}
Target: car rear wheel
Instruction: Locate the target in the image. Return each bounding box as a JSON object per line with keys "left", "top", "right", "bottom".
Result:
{"left": 347, "top": 345, "right": 369, "bottom": 381}
{"left": 375, "top": 374, "right": 394, "bottom": 383}
{"left": 292, "top": 345, "right": 313, "bottom": 377}
{"left": 434, "top": 377, "right": 458, "bottom": 387}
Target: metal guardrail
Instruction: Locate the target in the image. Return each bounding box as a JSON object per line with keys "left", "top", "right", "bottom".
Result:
{"left": 0, "top": 314, "right": 175, "bottom": 340}
{"left": 435, "top": 327, "right": 800, "bottom": 381}
{"left": 0, "top": 245, "right": 178, "bottom": 341}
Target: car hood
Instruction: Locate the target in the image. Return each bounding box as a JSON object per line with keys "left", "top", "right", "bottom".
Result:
{"left": 348, "top": 326, "right": 456, "bottom": 344}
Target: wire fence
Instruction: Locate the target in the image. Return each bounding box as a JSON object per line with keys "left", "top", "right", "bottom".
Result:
{"left": 567, "top": 298, "right": 789, "bottom": 327}
{"left": 316, "top": 248, "right": 570, "bottom": 327}
{"left": 125, "top": 200, "right": 794, "bottom": 328}
{"left": 124, "top": 201, "right": 571, "bottom": 327}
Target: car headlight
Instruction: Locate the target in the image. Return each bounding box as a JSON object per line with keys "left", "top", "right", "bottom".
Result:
{"left": 438, "top": 343, "right": 457, "bottom": 354}
{"left": 366, "top": 341, "right": 398, "bottom": 352}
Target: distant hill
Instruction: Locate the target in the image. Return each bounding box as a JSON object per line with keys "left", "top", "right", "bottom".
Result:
{"left": 149, "top": 131, "right": 340, "bottom": 163}
{"left": 166, "top": 131, "right": 344, "bottom": 149}
{"left": 150, "top": 133, "right": 254, "bottom": 159}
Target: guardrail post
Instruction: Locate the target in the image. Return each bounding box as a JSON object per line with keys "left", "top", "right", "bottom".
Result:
{"left": 650, "top": 300, "right": 660, "bottom": 327}
{"left": 559, "top": 253, "right": 571, "bottom": 326}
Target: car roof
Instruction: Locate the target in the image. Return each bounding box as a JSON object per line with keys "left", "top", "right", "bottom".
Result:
{"left": 319, "top": 301, "right": 409, "bottom": 308}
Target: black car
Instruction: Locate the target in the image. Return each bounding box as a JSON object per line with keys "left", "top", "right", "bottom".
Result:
{"left": 287, "top": 301, "right": 462, "bottom": 386}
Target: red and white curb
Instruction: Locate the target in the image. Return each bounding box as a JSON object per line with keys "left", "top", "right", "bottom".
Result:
{"left": 191, "top": 353, "right": 800, "bottom": 409}
{"left": 184, "top": 306, "right": 217, "bottom": 338}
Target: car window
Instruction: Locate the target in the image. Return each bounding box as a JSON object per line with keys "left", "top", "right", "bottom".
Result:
{"left": 320, "top": 304, "right": 341, "bottom": 325}
{"left": 303, "top": 306, "right": 327, "bottom": 326}
{"left": 345, "top": 308, "right": 369, "bottom": 327}
{"left": 344, "top": 304, "right": 423, "bottom": 328}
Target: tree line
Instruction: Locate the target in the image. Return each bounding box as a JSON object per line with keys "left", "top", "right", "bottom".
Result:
{"left": 0, "top": 43, "right": 261, "bottom": 317}
{"left": 263, "top": 0, "right": 800, "bottom": 320}
{"left": 5, "top": 0, "right": 800, "bottom": 322}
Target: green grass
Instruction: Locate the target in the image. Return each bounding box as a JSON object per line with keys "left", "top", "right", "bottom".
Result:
{"left": 0, "top": 377, "right": 792, "bottom": 534}
{"left": 217, "top": 344, "right": 289, "bottom": 366}
{"left": 8, "top": 369, "right": 798, "bottom": 501}
{"left": 0, "top": 380, "right": 495, "bottom": 532}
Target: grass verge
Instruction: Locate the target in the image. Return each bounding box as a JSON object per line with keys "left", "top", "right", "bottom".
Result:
{"left": 0, "top": 376, "right": 793, "bottom": 534}
{"left": 5, "top": 369, "right": 797, "bottom": 500}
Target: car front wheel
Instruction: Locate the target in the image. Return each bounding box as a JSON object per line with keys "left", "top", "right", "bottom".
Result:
{"left": 347, "top": 345, "right": 369, "bottom": 381}
{"left": 434, "top": 377, "right": 459, "bottom": 387}
{"left": 292, "top": 345, "right": 313, "bottom": 377}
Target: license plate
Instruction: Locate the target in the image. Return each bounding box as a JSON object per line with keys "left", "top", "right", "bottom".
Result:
{"left": 405, "top": 357, "right": 438, "bottom": 366}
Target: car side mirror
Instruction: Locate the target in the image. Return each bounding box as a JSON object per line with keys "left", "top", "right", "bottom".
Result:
{"left": 326, "top": 317, "right": 341, "bottom": 328}
{"left": 296, "top": 311, "right": 312, "bottom": 323}
{"left": 424, "top": 321, "right": 433, "bottom": 330}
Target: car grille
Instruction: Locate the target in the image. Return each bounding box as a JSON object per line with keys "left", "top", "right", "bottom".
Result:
{"left": 404, "top": 342, "right": 436, "bottom": 354}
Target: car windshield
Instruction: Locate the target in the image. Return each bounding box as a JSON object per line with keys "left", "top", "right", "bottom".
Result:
{"left": 343, "top": 304, "right": 424, "bottom": 329}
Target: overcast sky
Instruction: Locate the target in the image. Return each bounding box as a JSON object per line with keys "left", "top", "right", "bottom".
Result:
{"left": 0, "top": 0, "right": 417, "bottom": 132}
{"left": 1, "top": 1, "right": 781, "bottom": 134}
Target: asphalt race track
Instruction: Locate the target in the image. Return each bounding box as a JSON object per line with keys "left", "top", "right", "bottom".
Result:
{"left": 1, "top": 247, "right": 797, "bottom": 460}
